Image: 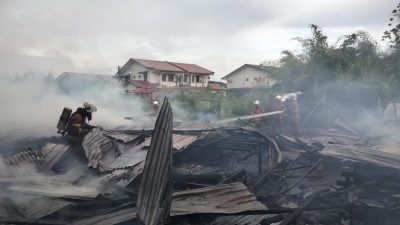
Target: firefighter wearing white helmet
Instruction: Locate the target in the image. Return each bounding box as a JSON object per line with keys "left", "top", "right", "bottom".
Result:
{"left": 251, "top": 100, "right": 264, "bottom": 127}
{"left": 152, "top": 100, "right": 160, "bottom": 116}
{"left": 83, "top": 101, "right": 97, "bottom": 113}
{"left": 65, "top": 101, "right": 97, "bottom": 142}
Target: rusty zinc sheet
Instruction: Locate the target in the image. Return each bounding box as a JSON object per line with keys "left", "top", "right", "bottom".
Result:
{"left": 137, "top": 97, "right": 173, "bottom": 225}
{"left": 69, "top": 183, "right": 267, "bottom": 225}
{"left": 171, "top": 182, "right": 266, "bottom": 215}
{"left": 321, "top": 143, "right": 400, "bottom": 170}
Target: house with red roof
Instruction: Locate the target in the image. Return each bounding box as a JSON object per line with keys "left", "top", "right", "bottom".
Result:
{"left": 116, "top": 58, "right": 214, "bottom": 90}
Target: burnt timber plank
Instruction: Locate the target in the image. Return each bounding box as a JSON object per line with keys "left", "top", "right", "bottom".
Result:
{"left": 137, "top": 97, "right": 173, "bottom": 225}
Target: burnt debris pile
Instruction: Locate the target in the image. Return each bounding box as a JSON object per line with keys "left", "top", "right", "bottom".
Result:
{"left": 1, "top": 100, "right": 400, "bottom": 225}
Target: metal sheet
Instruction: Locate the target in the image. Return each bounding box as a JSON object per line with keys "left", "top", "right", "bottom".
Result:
{"left": 172, "top": 134, "right": 199, "bottom": 152}
{"left": 82, "top": 128, "right": 148, "bottom": 171}
{"left": 0, "top": 197, "right": 27, "bottom": 218}
{"left": 1, "top": 150, "right": 52, "bottom": 178}
{"left": 171, "top": 182, "right": 266, "bottom": 216}
{"left": 10, "top": 193, "right": 70, "bottom": 219}
{"left": 207, "top": 215, "right": 271, "bottom": 225}
{"left": 137, "top": 97, "right": 173, "bottom": 225}
{"left": 40, "top": 142, "right": 71, "bottom": 168}
{"left": 321, "top": 143, "right": 400, "bottom": 170}
{"left": 69, "top": 207, "right": 137, "bottom": 225}
{"left": 8, "top": 181, "right": 99, "bottom": 200}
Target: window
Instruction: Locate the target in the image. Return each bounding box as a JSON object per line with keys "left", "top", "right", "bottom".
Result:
{"left": 192, "top": 75, "right": 195, "bottom": 83}
{"left": 184, "top": 75, "right": 188, "bottom": 83}
{"left": 196, "top": 75, "right": 200, "bottom": 83}
{"left": 162, "top": 74, "right": 167, "bottom": 81}
{"left": 246, "top": 78, "right": 249, "bottom": 81}
{"left": 133, "top": 76, "right": 136, "bottom": 79}
{"left": 139, "top": 75, "right": 141, "bottom": 78}
{"left": 168, "top": 74, "right": 174, "bottom": 82}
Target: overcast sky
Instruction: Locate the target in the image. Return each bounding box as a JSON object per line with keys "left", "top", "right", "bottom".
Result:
{"left": 0, "top": 0, "right": 397, "bottom": 80}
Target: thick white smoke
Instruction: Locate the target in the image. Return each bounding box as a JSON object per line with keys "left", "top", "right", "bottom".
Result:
{"left": 0, "top": 74, "right": 152, "bottom": 142}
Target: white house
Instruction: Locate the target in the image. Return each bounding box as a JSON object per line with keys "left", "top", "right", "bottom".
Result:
{"left": 222, "top": 64, "right": 277, "bottom": 89}
{"left": 116, "top": 58, "right": 214, "bottom": 88}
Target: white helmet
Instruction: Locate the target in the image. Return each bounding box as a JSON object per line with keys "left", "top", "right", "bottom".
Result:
{"left": 288, "top": 93, "right": 297, "bottom": 100}
{"left": 153, "top": 100, "right": 159, "bottom": 105}
{"left": 83, "top": 101, "right": 97, "bottom": 113}
{"left": 254, "top": 100, "right": 260, "bottom": 105}
{"left": 275, "top": 95, "right": 282, "bottom": 100}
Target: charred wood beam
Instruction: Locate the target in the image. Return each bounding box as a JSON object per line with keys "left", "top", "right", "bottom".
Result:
{"left": 279, "top": 191, "right": 321, "bottom": 225}
{"left": 251, "top": 168, "right": 274, "bottom": 192}
{"left": 320, "top": 180, "right": 381, "bottom": 199}
{"left": 273, "top": 165, "right": 313, "bottom": 173}
{"left": 278, "top": 157, "right": 322, "bottom": 194}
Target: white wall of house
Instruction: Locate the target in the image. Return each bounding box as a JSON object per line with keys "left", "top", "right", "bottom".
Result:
{"left": 225, "top": 66, "right": 276, "bottom": 89}
{"left": 119, "top": 60, "right": 211, "bottom": 88}
{"left": 189, "top": 74, "right": 209, "bottom": 87}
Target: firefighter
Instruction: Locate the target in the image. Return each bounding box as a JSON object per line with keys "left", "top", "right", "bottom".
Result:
{"left": 270, "top": 95, "right": 285, "bottom": 132}
{"left": 252, "top": 100, "right": 264, "bottom": 115}
{"left": 251, "top": 100, "right": 264, "bottom": 127}
{"left": 66, "top": 101, "right": 97, "bottom": 143}
{"left": 152, "top": 100, "right": 160, "bottom": 116}
{"left": 285, "top": 94, "right": 301, "bottom": 136}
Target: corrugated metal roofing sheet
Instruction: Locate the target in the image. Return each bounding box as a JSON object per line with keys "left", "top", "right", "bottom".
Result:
{"left": 171, "top": 182, "right": 266, "bottom": 216}
{"left": 41, "top": 142, "right": 71, "bottom": 168}
{"left": 1, "top": 150, "right": 53, "bottom": 178}
{"left": 321, "top": 143, "right": 400, "bottom": 170}
{"left": 168, "top": 62, "right": 214, "bottom": 74}
{"left": 137, "top": 97, "right": 174, "bottom": 225}
{"left": 207, "top": 215, "right": 271, "bottom": 225}
{"left": 83, "top": 127, "right": 204, "bottom": 172}
{"left": 68, "top": 182, "right": 267, "bottom": 225}
{"left": 133, "top": 58, "right": 184, "bottom": 72}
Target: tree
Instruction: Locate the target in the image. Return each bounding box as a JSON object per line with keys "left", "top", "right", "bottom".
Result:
{"left": 382, "top": 3, "right": 400, "bottom": 87}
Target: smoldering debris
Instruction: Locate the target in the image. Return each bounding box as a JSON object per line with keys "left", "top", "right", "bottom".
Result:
{"left": 1, "top": 100, "right": 400, "bottom": 225}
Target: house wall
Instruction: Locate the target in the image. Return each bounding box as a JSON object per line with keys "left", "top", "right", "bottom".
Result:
{"left": 118, "top": 60, "right": 211, "bottom": 88}
{"left": 225, "top": 66, "right": 276, "bottom": 89}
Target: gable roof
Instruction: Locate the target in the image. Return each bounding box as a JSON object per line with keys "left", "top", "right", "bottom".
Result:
{"left": 208, "top": 81, "right": 227, "bottom": 91}
{"left": 56, "top": 72, "right": 114, "bottom": 82}
{"left": 118, "top": 58, "right": 214, "bottom": 75}
{"left": 133, "top": 58, "right": 184, "bottom": 72}
{"left": 221, "top": 64, "right": 276, "bottom": 80}
{"left": 168, "top": 62, "right": 214, "bottom": 75}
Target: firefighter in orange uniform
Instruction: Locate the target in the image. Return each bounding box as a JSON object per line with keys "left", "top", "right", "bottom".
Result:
{"left": 270, "top": 95, "right": 285, "bottom": 132}
{"left": 251, "top": 100, "right": 264, "bottom": 127}
{"left": 285, "top": 94, "right": 301, "bottom": 136}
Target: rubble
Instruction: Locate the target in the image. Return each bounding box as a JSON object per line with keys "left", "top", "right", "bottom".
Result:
{"left": 1, "top": 99, "right": 400, "bottom": 225}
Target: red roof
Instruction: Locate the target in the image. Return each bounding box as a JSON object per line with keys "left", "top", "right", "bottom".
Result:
{"left": 133, "top": 58, "right": 184, "bottom": 72}
{"left": 129, "top": 80, "right": 160, "bottom": 89}
{"left": 208, "top": 81, "right": 227, "bottom": 91}
{"left": 168, "top": 62, "right": 214, "bottom": 75}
